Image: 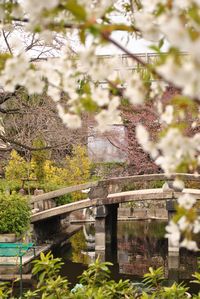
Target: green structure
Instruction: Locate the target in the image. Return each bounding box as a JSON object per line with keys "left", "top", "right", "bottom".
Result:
{"left": 0, "top": 242, "right": 35, "bottom": 296}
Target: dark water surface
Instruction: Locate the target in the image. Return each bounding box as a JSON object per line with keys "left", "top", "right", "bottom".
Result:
{"left": 53, "top": 220, "right": 200, "bottom": 293}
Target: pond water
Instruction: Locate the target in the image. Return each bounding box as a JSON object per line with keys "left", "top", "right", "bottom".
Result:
{"left": 53, "top": 220, "right": 200, "bottom": 293}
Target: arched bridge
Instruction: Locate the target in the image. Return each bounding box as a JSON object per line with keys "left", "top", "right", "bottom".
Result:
{"left": 31, "top": 173, "right": 200, "bottom": 223}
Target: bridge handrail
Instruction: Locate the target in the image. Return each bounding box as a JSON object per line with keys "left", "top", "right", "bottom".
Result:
{"left": 31, "top": 187, "right": 200, "bottom": 223}
{"left": 30, "top": 181, "right": 99, "bottom": 204}
{"left": 103, "top": 173, "right": 200, "bottom": 184}
{"left": 30, "top": 173, "right": 199, "bottom": 204}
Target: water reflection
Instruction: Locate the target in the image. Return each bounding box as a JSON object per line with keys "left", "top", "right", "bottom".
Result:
{"left": 70, "top": 230, "right": 89, "bottom": 264}
{"left": 117, "top": 221, "right": 167, "bottom": 277}
{"left": 54, "top": 220, "right": 200, "bottom": 288}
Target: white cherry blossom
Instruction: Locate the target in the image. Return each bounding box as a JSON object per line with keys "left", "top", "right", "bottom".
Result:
{"left": 165, "top": 220, "right": 181, "bottom": 247}
{"left": 23, "top": 0, "right": 59, "bottom": 25}
{"left": 160, "top": 105, "right": 174, "bottom": 125}
{"left": 124, "top": 73, "right": 146, "bottom": 105}
{"left": 177, "top": 194, "right": 196, "bottom": 210}
{"left": 91, "top": 87, "right": 110, "bottom": 107}
{"left": 178, "top": 216, "right": 191, "bottom": 232}
{"left": 193, "top": 217, "right": 200, "bottom": 234}
{"left": 134, "top": 11, "right": 160, "bottom": 41}
{"left": 95, "top": 97, "right": 121, "bottom": 132}
{"left": 180, "top": 239, "right": 199, "bottom": 251}
{"left": 57, "top": 104, "right": 81, "bottom": 129}
{"left": 136, "top": 124, "right": 158, "bottom": 159}
{"left": 0, "top": 53, "right": 29, "bottom": 92}
{"left": 141, "top": 0, "right": 167, "bottom": 12}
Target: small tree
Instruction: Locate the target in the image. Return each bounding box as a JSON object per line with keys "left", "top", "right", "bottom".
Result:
{"left": 41, "top": 145, "right": 92, "bottom": 202}
{"left": 64, "top": 145, "right": 92, "bottom": 186}
{"left": 41, "top": 145, "right": 92, "bottom": 189}
{"left": 5, "top": 150, "right": 28, "bottom": 182}
{"left": 31, "top": 138, "right": 50, "bottom": 183}
{"left": 43, "top": 159, "right": 64, "bottom": 188}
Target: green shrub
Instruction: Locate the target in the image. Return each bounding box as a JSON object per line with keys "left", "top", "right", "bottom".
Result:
{"left": 0, "top": 179, "right": 21, "bottom": 193}
{"left": 122, "top": 180, "right": 165, "bottom": 192}
{"left": 55, "top": 193, "right": 73, "bottom": 206}
{"left": 0, "top": 192, "right": 30, "bottom": 236}
{"left": 1, "top": 253, "right": 200, "bottom": 298}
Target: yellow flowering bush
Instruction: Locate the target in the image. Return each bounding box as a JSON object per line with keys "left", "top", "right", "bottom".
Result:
{"left": 4, "top": 145, "right": 92, "bottom": 203}
{"left": 5, "top": 150, "right": 28, "bottom": 183}
{"left": 43, "top": 160, "right": 64, "bottom": 186}
{"left": 64, "top": 145, "right": 91, "bottom": 185}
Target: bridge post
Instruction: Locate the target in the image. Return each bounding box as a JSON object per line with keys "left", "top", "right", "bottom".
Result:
{"left": 166, "top": 199, "right": 179, "bottom": 251}
{"left": 168, "top": 252, "right": 180, "bottom": 282}
{"left": 105, "top": 204, "right": 118, "bottom": 263}
{"left": 94, "top": 205, "right": 108, "bottom": 252}
{"left": 166, "top": 198, "right": 180, "bottom": 273}
{"left": 105, "top": 204, "right": 118, "bottom": 246}
{"left": 94, "top": 204, "right": 118, "bottom": 260}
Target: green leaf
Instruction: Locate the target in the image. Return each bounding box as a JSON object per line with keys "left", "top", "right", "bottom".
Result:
{"left": 188, "top": 5, "right": 200, "bottom": 26}
{"left": 79, "top": 29, "right": 86, "bottom": 44}
{"left": 65, "top": 0, "right": 87, "bottom": 21}
{"left": 0, "top": 53, "right": 12, "bottom": 72}
{"left": 158, "top": 38, "right": 164, "bottom": 49}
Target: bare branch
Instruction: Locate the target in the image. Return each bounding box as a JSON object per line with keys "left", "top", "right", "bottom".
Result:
{"left": 102, "top": 33, "right": 160, "bottom": 77}
{"left": 0, "top": 133, "right": 72, "bottom": 152}
{"left": 25, "top": 33, "right": 40, "bottom": 52}
{"left": 102, "top": 34, "right": 200, "bottom": 105}
{"left": 0, "top": 107, "right": 21, "bottom": 114}
{"left": 11, "top": 17, "right": 82, "bottom": 29}
{"left": 2, "top": 29, "right": 13, "bottom": 55}
{"left": 0, "top": 92, "right": 16, "bottom": 105}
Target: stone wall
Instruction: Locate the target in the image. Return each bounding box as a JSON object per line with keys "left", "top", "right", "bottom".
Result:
{"left": 70, "top": 205, "right": 168, "bottom": 222}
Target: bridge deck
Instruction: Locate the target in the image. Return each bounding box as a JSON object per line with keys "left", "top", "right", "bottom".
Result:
{"left": 31, "top": 188, "right": 200, "bottom": 223}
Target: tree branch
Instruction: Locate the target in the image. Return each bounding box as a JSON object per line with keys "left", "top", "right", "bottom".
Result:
{"left": 0, "top": 107, "right": 21, "bottom": 114}
{"left": 0, "top": 134, "right": 71, "bottom": 152}
{"left": 102, "top": 34, "right": 200, "bottom": 104}
{"left": 11, "top": 18, "right": 82, "bottom": 29}
{"left": 102, "top": 33, "right": 161, "bottom": 78}
{"left": 0, "top": 86, "right": 22, "bottom": 105}
{"left": 2, "top": 29, "right": 13, "bottom": 55}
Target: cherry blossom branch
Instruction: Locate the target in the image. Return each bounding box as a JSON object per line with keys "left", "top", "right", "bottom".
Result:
{"left": 103, "top": 34, "right": 200, "bottom": 105}
{"left": 11, "top": 18, "right": 80, "bottom": 29}
{"left": 102, "top": 33, "right": 164, "bottom": 80}
{"left": 107, "top": 80, "right": 159, "bottom": 118}
{"left": 2, "top": 29, "right": 13, "bottom": 55}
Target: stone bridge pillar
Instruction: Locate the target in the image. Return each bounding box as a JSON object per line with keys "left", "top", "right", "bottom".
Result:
{"left": 166, "top": 198, "right": 179, "bottom": 276}
{"left": 166, "top": 199, "right": 179, "bottom": 252}
{"left": 105, "top": 204, "right": 118, "bottom": 264}
{"left": 94, "top": 204, "right": 118, "bottom": 260}
{"left": 94, "top": 205, "right": 107, "bottom": 252}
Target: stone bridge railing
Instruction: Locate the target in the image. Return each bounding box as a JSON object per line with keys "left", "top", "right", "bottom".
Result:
{"left": 30, "top": 181, "right": 99, "bottom": 212}
{"left": 30, "top": 173, "right": 200, "bottom": 213}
